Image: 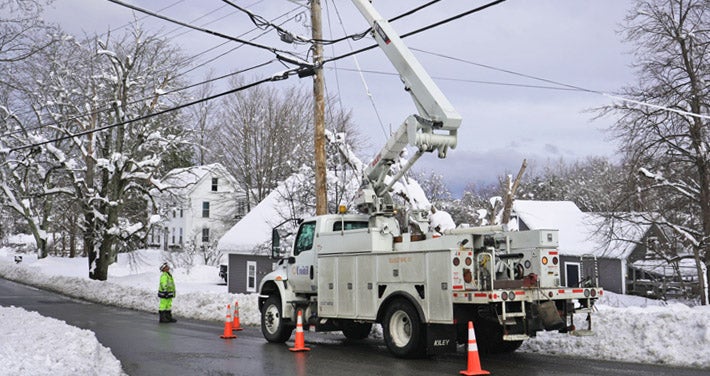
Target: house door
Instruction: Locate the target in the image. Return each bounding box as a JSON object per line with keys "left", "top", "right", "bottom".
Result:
{"left": 565, "top": 262, "right": 580, "bottom": 287}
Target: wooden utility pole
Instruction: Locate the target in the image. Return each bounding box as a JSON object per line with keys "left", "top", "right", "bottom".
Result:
{"left": 311, "top": 0, "right": 327, "bottom": 215}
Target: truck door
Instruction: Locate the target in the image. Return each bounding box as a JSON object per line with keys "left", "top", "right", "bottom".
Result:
{"left": 288, "top": 221, "right": 317, "bottom": 293}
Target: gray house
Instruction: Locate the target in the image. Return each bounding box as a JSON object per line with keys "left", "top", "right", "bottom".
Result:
{"left": 216, "top": 176, "right": 299, "bottom": 294}
{"left": 511, "top": 200, "right": 649, "bottom": 294}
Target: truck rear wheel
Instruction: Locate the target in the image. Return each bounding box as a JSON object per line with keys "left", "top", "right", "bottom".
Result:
{"left": 382, "top": 299, "right": 426, "bottom": 358}
{"left": 261, "top": 295, "right": 294, "bottom": 343}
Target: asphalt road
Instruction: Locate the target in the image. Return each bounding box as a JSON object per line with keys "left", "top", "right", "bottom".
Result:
{"left": 1, "top": 278, "right": 708, "bottom": 376}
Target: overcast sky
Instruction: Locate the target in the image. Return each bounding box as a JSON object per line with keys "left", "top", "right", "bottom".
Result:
{"left": 42, "top": 0, "right": 636, "bottom": 194}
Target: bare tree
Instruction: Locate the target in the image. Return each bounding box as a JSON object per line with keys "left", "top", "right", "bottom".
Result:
{"left": 0, "top": 0, "right": 57, "bottom": 63}
{"left": 602, "top": 0, "right": 709, "bottom": 303}
{"left": 211, "top": 79, "right": 360, "bottom": 210}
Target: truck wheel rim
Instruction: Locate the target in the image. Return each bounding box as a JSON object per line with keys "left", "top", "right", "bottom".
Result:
{"left": 265, "top": 305, "right": 280, "bottom": 334}
{"left": 389, "top": 310, "right": 412, "bottom": 347}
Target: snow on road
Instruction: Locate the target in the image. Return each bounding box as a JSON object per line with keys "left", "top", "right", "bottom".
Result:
{"left": 1, "top": 247, "right": 709, "bottom": 374}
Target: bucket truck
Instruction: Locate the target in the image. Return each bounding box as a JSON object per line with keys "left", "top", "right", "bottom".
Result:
{"left": 258, "top": 0, "right": 602, "bottom": 358}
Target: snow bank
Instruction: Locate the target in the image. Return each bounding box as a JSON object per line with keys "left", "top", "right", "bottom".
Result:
{"left": 1, "top": 247, "right": 709, "bottom": 370}
{"left": 0, "top": 306, "right": 125, "bottom": 376}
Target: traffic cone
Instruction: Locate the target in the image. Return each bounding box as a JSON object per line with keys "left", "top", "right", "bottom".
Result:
{"left": 289, "top": 310, "right": 310, "bottom": 352}
{"left": 232, "top": 301, "right": 243, "bottom": 332}
{"left": 220, "top": 304, "right": 237, "bottom": 339}
{"left": 460, "top": 321, "right": 489, "bottom": 375}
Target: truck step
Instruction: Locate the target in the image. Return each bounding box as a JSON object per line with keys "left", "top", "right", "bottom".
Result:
{"left": 503, "top": 334, "right": 529, "bottom": 341}
{"left": 502, "top": 312, "right": 526, "bottom": 318}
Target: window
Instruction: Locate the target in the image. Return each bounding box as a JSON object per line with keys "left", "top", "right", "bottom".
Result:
{"left": 246, "top": 261, "right": 257, "bottom": 292}
{"left": 294, "top": 221, "right": 316, "bottom": 256}
{"left": 179, "top": 228, "right": 183, "bottom": 244}
{"left": 202, "top": 201, "right": 210, "bottom": 218}
{"left": 172, "top": 210, "right": 176, "bottom": 218}
{"left": 333, "top": 221, "right": 369, "bottom": 231}
{"left": 171, "top": 228, "right": 176, "bottom": 244}
{"left": 180, "top": 209, "right": 183, "bottom": 218}
{"left": 211, "top": 177, "right": 218, "bottom": 192}
{"left": 202, "top": 228, "right": 210, "bottom": 243}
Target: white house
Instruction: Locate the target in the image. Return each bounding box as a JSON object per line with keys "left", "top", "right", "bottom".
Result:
{"left": 149, "top": 163, "right": 246, "bottom": 251}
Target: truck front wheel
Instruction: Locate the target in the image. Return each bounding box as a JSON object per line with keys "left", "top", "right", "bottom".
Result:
{"left": 261, "top": 295, "right": 294, "bottom": 343}
{"left": 382, "top": 299, "right": 426, "bottom": 358}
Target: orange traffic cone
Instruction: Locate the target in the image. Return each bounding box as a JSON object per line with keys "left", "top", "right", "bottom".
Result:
{"left": 232, "top": 301, "right": 243, "bottom": 332}
{"left": 460, "top": 321, "right": 489, "bottom": 375}
{"left": 289, "top": 310, "right": 310, "bottom": 352}
{"left": 220, "top": 304, "right": 237, "bottom": 339}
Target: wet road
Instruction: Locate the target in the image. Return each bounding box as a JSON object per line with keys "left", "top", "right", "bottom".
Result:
{"left": 1, "top": 278, "right": 707, "bottom": 376}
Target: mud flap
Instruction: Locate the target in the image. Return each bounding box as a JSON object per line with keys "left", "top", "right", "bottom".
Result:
{"left": 426, "top": 324, "right": 456, "bottom": 355}
{"left": 536, "top": 301, "right": 565, "bottom": 330}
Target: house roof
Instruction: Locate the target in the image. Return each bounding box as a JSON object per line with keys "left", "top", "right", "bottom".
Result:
{"left": 216, "top": 173, "right": 306, "bottom": 254}
{"left": 157, "top": 163, "right": 237, "bottom": 196}
{"left": 512, "top": 200, "right": 647, "bottom": 259}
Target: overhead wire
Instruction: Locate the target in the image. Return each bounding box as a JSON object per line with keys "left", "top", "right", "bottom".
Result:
{"left": 411, "top": 48, "right": 710, "bottom": 121}
{"left": 329, "top": 0, "right": 387, "bottom": 138}
{"left": 0, "top": 60, "right": 277, "bottom": 139}
{"left": 7, "top": 69, "right": 298, "bottom": 152}
{"left": 322, "top": 0, "right": 507, "bottom": 65}
{"left": 106, "top": 0, "right": 307, "bottom": 63}
{"left": 324, "top": 66, "right": 582, "bottom": 91}
{"left": 2, "top": 6, "right": 304, "bottom": 136}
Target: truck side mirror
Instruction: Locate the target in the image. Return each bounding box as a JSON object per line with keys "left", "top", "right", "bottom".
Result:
{"left": 271, "top": 228, "right": 281, "bottom": 259}
{"left": 288, "top": 256, "right": 296, "bottom": 264}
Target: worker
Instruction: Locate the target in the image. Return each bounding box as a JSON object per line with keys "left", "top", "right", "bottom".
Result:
{"left": 158, "top": 262, "right": 177, "bottom": 323}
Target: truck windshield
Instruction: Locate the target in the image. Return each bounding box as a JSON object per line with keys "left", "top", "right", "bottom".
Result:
{"left": 294, "top": 221, "right": 316, "bottom": 256}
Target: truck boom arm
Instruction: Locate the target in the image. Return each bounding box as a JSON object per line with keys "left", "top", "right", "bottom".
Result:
{"left": 351, "top": 1, "right": 463, "bottom": 214}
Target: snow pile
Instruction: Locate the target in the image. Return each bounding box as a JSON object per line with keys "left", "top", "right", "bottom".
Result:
{"left": 1, "top": 247, "right": 709, "bottom": 370}
{"left": 522, "top": 304, "right": 710, "bottom": 368}
{"left": 0, "top": 306, "right": 125, "bottom": 376}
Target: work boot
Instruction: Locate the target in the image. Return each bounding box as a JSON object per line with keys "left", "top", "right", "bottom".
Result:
{"left": 159, "top": 310, "right": 170, "bottom": 323}
{"left": 166, "top": 310, "right": 177, "bottom": 323}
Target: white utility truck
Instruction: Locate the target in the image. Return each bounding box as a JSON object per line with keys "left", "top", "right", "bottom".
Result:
{"left": 258, "top": 0, "right": 602, "bottom": 358}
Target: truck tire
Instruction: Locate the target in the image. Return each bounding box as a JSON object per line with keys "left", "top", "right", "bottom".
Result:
{"left": 261, "top": 295, "right": 294, "bottom": 343}
{"left": 382, "top": 299, "right": 426, "bottom": 358}
{"left": 341, "top": 321, "right": 373, "bottom": 340}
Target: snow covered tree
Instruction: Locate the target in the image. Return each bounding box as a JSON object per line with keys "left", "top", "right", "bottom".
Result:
{"left": 1, "top": 25, "right": 192, "bottom": 280}
{"left": 0, "top": 0, "right": 56, "bottom": 63}
{"left": 602, "top": 0, "right": 709, "bottom": 304}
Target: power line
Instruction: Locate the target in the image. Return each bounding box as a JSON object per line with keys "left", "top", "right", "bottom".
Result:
{"left": 322, "top": 0, "right": 507, "bottom": 65}
{"left": 106, "top": 0, "right": 305, "bottom": 62}
{"left": 1, "top": 60, "right": 277, "bottom": 139}
{"left": 8, "top": 70, "right": 297, "bottom": 152}
{"left": 325, "top": 66, "right": 582, "bottom": 92}
{"left": 3, "top": 6, "right": 305, "bottom": 135}
{"left": 412, "top": 48, "right": 710, "bottom": 121}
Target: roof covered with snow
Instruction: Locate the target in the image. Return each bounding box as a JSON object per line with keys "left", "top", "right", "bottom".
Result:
{"left": 156, "top": 163, "right": 236, "bottom": 195}
{"left": 513, "top": 200, "right": 647, "bottom": 259}
{"left": 216, "top": 174, "right": 304, "bottom": 254}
